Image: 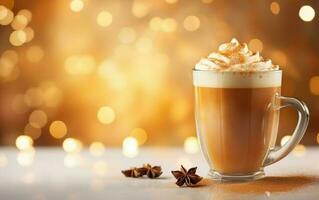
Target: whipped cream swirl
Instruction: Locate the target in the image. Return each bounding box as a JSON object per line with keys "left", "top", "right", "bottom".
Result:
{"left": 195, "top": 38, "right": 279, "bottom": 72}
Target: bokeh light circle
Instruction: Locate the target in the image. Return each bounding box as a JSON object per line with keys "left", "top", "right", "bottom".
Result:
{"left": 29, "top": 110, "right": 48, "bottom": 128}
{"left": 183, "top": 16, "right": 200, "bottom": 32}
{"left": 49, "top": 121, "right": 67, "bottom": 139}
{"left": 24, "top": 123, "right": 42, "bottom": 140}
{"left": 70, "top": 0, "right": 84, "bottom": 12}
{"left": 97, "top": 106, "right": 115, "bottom": 124}
{"left": 9, "top": 30, "right": 26, "bottom": 46}
{"left": 248, "top": 38, "right": 263, "bottom": 52}
{"left": 63, "top": 138, "right": 83, "bottom": 153}
{"left": 97, "top": 11, "right": 112, "bottom": 27}
{"left": 122, "top": 137, "right": 138, "bottom": 158}
{"left": 26, "top": 46, "right": 44, "bottom": 63}
{"left": 89, "top": 142, "right": 105, "bottom": 157}
{"left": 130, "top": 128, "right": 148, "bottom": 145}
{"left": 184, "top": 136, "right": 199, "bottom": 154}
{"left": 299, "top": 5, "right": 315, "bottom": 22}
{"left": 270, "top": 2, "right": 280, "bottom": 15}
{"left": 16, "top": 135, "right": 33, "bottom": 151}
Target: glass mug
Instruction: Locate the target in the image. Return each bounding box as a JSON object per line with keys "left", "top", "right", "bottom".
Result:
{"left": 193, "top": 69, "right": 309, "bottom": 182}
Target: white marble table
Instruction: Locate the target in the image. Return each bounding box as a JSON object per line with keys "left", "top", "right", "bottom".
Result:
{"left": 0, "top": 147, "right": 318, "bottom": 200}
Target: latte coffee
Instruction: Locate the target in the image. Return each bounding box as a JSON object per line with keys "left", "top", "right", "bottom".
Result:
{"left": 194, "top": 71, "right": 281, "bottom": 174}
{"left": 194, "top": 39, "right": 309, "bottom": 181}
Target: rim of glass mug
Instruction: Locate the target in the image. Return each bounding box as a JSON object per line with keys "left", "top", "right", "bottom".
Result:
{"left": 192, "top": 69, "right": 282, "bottom": 88}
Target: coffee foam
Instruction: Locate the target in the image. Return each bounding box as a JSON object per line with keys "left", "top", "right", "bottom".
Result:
{"left": 193, "top": 70, "right": 282, "bottom": 88}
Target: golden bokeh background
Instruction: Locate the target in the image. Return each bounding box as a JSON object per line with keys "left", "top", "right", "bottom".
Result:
{"left": 0, "top": 0, "right": 319, "bottom": 156}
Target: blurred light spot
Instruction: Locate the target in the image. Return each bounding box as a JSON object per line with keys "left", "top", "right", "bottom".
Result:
{"left": 280, "top": 135, "right": 291, "bottom": 146}
{"left": 161, "top": 18, "right": 177, "bottom": 32}
{"left": 132, "top": 0, "right": 149, "bottom": 18}
{"left": 201, "top": 0, "right": 213, "bottom": 3}
{"left": 317, "top": 133, "right": 319, "bottom": 144}
{"left": 23, "top": 27, "right": 34, "bottom": 42}
{"left": 24, "top": 87, "right": 43, "bottom": 107}
{"left": 309, "top": 76, "right": 319, "bottom": 95}
{"left": 17, "top": 9, "right": 32, "bottom": 23}
{"left": 183, "top": 16, "right": 200, "bottom": 32}
{"left": 26, "top": 46, "right": 44, "bottom": 63}
{"left": 0, "top": 57, "right": 14, "bottom": 78}
{"left": 0, "top": 6, "right": 13, "bottom": 25}
{"left": 165, "top": 0, "right": 178, "bottom": 4}
{"left": 92, "top": 161, "right": 107, "bottom": 176}
{"left": 271, "top": 50, "right": 287, "bottom": 66}
{"left": 0, "top": 5, "right": 8, "bottom": 20}
{"left": 184, "top": 136, "right": 199, "bottom": 154}
{"left": 122, "top": 137, "right": 139, "bottom": 158}
{"left": 184, "top": 137, "right": 199, "bottom": 153}
{"left": 293, "top": 144, "right": 306, "bottom": 156}
{"left": 64, "top": 154, "right": 82, "bottom": 168}
{"left": 63, "top": 138, "right": 83, "bottom": 153}
{"left": 16, "top": 135, "right": 33, "bottom": 151}
{"left": 0, "top": 154, "right": 8, "bottom": 167}
{"left": 65, "top": 55, "right": 95, "bottom": 75}
{"left": 130, "top": 128, "right": 148, "bottom": 145}
{"left": 97, "top": 11, "right": 112, "bottom": 27}
{"left": 17, "top": 148, "right": 35, "bottom": 167}
{"left": 70, "top": 0, "right": 84, "bottom": 12}
{"left": 29, "top": 110, "right": 48, "bottom": 128}
{"left": 49, "top": 121, "right": 67, "bottom": 139}
{"left": 11, "top": 94, "right": 28, "bottom": 114}
{"left": 97, "top": 106, "right": 115, "bottom": 124}
{"left": 270, "top": 2, "right": 280, "bottom": 15}
{"left": 89, "top": 142, "right": 105, "bottom": 157}
{"left": 135, "top": 37, "right": 152, "bottom": 53}
{"left": 24, "top": 123, "right": 41, "bottom": 140}
{"left": 11, "top": 14, "right": 28, "bottom": 30}
{"left": 118, "top": 27, "right": 136, "bottom": 44}
{"left": 149, "top": 17, "right": 162, "bottom": 31}
{"left": 176, "top": 157, "right": 191, "bottom": 168}
{"left": 248, "top": 39, "right": 263, "bottom": 52}
{"left": 2, "top": 49, "right": 18, "bottom": 64}
{"left": 9, "top": 30, "right": 26, "bottom": 46}
{"left": 265, "top": 191, "right": 271, "bottom": 197}
{"left": 299, "top": 5, "right": 315, "bottom": 22}
{"left": 0, "top": 55, "right": 18, "bottom": 81}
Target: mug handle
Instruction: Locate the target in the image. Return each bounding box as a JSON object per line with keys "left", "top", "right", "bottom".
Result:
{"left": 263, "top": 94, "right": 309, "bottom": 166}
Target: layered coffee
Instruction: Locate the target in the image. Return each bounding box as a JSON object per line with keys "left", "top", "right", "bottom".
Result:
{"left": 194, "top": 39, "right": 281, "bottom": 174}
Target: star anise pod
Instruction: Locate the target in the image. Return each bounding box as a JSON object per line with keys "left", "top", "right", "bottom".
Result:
{"left": 171, "top": 165, "right": 203, "bottom": 187}
{"left": 121, "top": 167, "right": 143, "bottom": 178}
{"left": 139, "top": 164, "right": 162, "bottom": 178}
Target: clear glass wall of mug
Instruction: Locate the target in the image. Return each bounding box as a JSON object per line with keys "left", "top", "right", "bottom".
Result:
{"left": 193, "top": 70, "right": 309, "bottom": 182}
